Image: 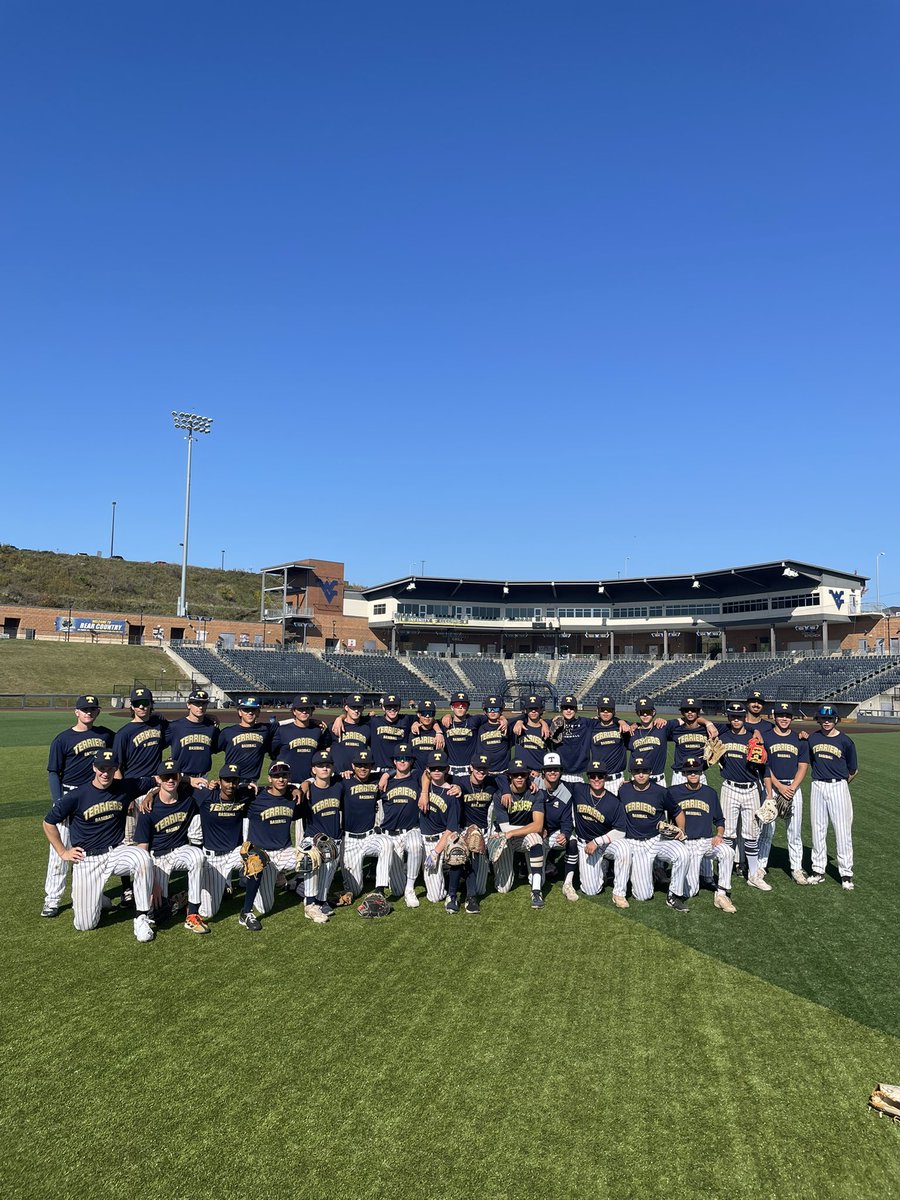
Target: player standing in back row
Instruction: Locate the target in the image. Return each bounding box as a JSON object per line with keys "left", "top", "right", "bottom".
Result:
{"left": 806, "top": 706, "right": 857, "bottom": 890}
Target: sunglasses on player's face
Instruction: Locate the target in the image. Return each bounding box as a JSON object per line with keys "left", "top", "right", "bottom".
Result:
{"left": 133, "top": 702, "right": 151, "bottom": 709}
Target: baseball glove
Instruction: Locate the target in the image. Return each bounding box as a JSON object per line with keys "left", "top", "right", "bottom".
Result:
{"left": 296, "top": 836, "right": 322, "bottom": 876}
{"left": 703, "top": 737, "right": 726, "bottom": 766}
{"left": 443, "top": 834, "right": 469, "bottom": 868}
{"left": 335, "top": 891, "right": 355, "bottom": 906}
{"left": 462, "top": 825, "right": 486, "bottom": 856}
{"left": 746, "top": 733, "right": 768, "bottom": 766}
{"left": 239, "top": 841, "right": 270, "bottom": 878}
{"left": 356, "top": 892, "right": 393, "bottom": 918}
{"left": 774, "top": 792, "right": 794, "bottom": 820}
{"left": 656, "top": 819, "right": 685, "bottom": 841}
{"left": 869, "top": 1084, "right": 900, "bottom": 1123}
{"left": 424, "top": 850, "right": 441, "bottom": 873}
{"left": 168, "top": 890, "right": 188, "bottom": 917}
{"left": 486, "top": 831, "right": 507, "bottom": 863}
{"left": 754, "top": 797, "right": 778, "bottom": 824}
{"left": 313, "top": 833, "right": 339, "bottom": 864}
{"left": 548, "top": 715, "right": 566, "bottom": 747}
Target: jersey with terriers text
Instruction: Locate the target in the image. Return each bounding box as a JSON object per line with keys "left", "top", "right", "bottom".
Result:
{"left": 619, "top": 780, "right": 681, "bottom": 841}
{"left": 380, "top": 773, "right": 422, "bottom": 832}
{"left": 540, "top": 783, "right": 574, "bottom": 836}
{"left": 669, "top": 722, "right": 709, "bottom": 771}
{"left": 44, "top": 778, "right": 143, "bottom": 853}
{"left": 589, "top": 722, "right": 629, "bottom": 775}
{"left": 443, "top": 715, "right": 484, "bottom": 768}
{"left": 300, "top": 780, "right": 344, "bottom": 840}
{"left": 761, "top": 728, "right": 810, "bottom": 783}
{"left": 457, "top": 774, "right": 500, "bottom": 831}
{"left": 113, "top": 716, "right": 170, "bottom": 782}
{"left": 419, "top": 783, "right": 461, "bottom": 836}
{"left": 330, "top": 719, "right": 371, "bottom": 775}
{"left": 47, "top": 725, "right": 116, "bottom": 791}
{"left": 165, "top": 716, "right": 219, "bottom": 776}
{"left": 474, "top": 720, "right": 514, "bottom": 774}
{"left": 807, "top": 731, "right": 857, "bottom": 781}
{"left": 369, "top": 714, "right": 414, "bottom": 769}
{"left": 408, "top": 724, "right": 441, "bottom": 770}
{"left": 194, "top": 784, "right": 252, "bottom": 854}
{"left": 555, "top": 716, "right": 600, "bottom": 774}
{"left": 496, "top": 781, "right": 545, "bottom": 829}
{"left": 570, "top": 782, "right": 626, "bottom": 841}
{"left": 246, "top": 787, "right": 303, "bottom": 851}
{"left": 515, "top": 721, "right": 548, "bottom": 772}
{"left": 134, "top": 788, "right": 198, "bottom": 855}
{"left": 270, "top": 721, "right": 329, "bottom": 781}
{"left": 667, "top": 782, "right": 724, "bottom": 840}
{"left": 713, "top": 726, "right": 763, "bottom": 785}
{"left": 219, "top": 721, "right": 274, "bottom": 781}
{"left": 628, "top": 725, "right": 668, "bottom": 775}
{"left": 343, "top": 776, "right": 381, "bottom": 834}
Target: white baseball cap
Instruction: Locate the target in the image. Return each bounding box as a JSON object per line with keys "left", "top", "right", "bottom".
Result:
{"left": 542, "top": 752, "right": 562, "bottom": 769}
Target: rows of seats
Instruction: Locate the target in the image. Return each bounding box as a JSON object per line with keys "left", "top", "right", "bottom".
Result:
{"left": 756, "top": 655, "right": 900, "bottom": 703}
{"left": 831, "top": 659, "right": 900, "bottom": 701}
{"left": 555, "top": 656, "right": 598, "bottom": 699}
{"left": 674, "top": 658, "right": 787, "bottom": 704}
{"left": 582, "top": 660, "right": 658, "bottom": 708}
{"left": 456, "top": 658, "right": 508, "bottom": 706}
{"left": 507, "top": 655, "right": 552, "bottom": 686}
{"left": 174, "top": 644, "right": 259, "bottom": 692}
{"left": 406, "top": 655, "right": 466, "bottom": 698}
{"left": 326, "top": 653, "right": 442, "bottom": 705}
{"left": 220, "top": 650, "right": 361, "bottom": 696}
{"left": 639, "top": 660, "right": 709, "bottom": 706}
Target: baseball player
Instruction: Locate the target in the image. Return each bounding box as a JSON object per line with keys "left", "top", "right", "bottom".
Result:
{"left": 570, "top": 758, "right": 631, "bottom": 908}
{"left": 669, "top": 698, "right": 718, "bottom": 786}
{"left": 165, "top": 689, "right": 219, "bottom": 779}
{"left": 133, "top": 760, "right": 209, "bottom": 934}
{"left": 619, "top": 755, "right": 690, "bottom": 910}
{"left": 368, "top": 694, "right": 414, "bottom": 771}
{"left": 408, "top": 701, "right": 442, "bottom": 771}
{"left": 270, "top": 694, "right": 330, "bottom": 784}
{"left": 535, "top": 751, "right": 579, "bottom": 902}
{"left": 744, "top": 690, "right": 774, "bottom": 733}
{"left": 588, "top": 697, "right": 631, "bottom": 795}
{"left": 456, "top": 752, "right": 500, "bottom": 908}
{"left": 41, "top": 748, "right": 156, "bottom": 942}
{"left": 548, "top": 696, "right": 603, "bottom": 784}
{"left": 41, "top": 694, "right": 115, "bottom": 918}
{"left": 195, "top": 763, "right": 262, "bottom": 931}
{"left": 759, "top": 702, "right": 810, "bottom": 884}
{"left": 417, "top": 750, "right": 464, "bottom": 909}
{"left": 246, "top": 761, "right": 307, "bottom": 918}
{"left": 218, "top": 696, "right": 274, "bottom": 782}
{"left": 627, "top": 699, "right": 670, "bottom": 785}
{"left": 714, "top": 702, "right": 771, "bottom": 891}
{"left": 381, "top": 744, "right": 425, "bottom": 907}
{"left": 491, "top": 755, "right": 546, "bottom": 908}
{"left": 112, "top": 687, "right": 170, "bottom": 788}
{"left": 806, "top": 705, "right": 857, "bottom": 890}
{"left": 441, "top": 691, "right": 485, "bottom": 778}
{"left": 329, "top": 694, "right": 371, "bottom": 777}
{"left": 668, "top": 758, "right": 736, "bottom": 912}
{"left": 473, "top": 696, "right": 514, "bottom": 775}
{"left": 511, "top": 695, "right": 551, "bottom": 779}
{"left": 297, "top": 750, "right": 345, "bottom": 919}
{"left": 340, "top": 748, "right": 393, "bottom": 900}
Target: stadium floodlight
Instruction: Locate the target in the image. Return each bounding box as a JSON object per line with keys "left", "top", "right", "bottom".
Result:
{"left": 597, "top": 584, "right": 604, "bottom": 594}
{"left": 503, "top": 583, "right": 510, "bottom": 595}
{"left": 691, "top": 578, "right": 701, "bottom": 589}
{"left": 172, "top": 412, "right": 213, "bottom": 618}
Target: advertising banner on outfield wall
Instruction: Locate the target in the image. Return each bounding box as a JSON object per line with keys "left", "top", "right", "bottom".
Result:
{"left": 55, "top": 617, "right": 127, "bottom": 634}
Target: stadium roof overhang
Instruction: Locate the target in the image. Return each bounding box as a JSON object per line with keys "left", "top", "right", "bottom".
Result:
{"left": 260, "top": 562, "right": 320, "bottom": 592}
{"left": 361, "top": 561, "right": 867, "bottom": 606}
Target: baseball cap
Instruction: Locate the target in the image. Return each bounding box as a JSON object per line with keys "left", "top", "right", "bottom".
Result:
{"left": 471, "top": 754, "right": 490, "bottom": 771}
{"left": 560, "top": 695, "right": 578, "bottom": 709}
{"left": 157, "top": 760, "right": 180, "bottom": 778}
{"left": 451, "top": 691, "right": 470, "bottom": 706}
{"left": 268, "top": 761, "right": 291, "bottom": 777}
{"left": 353, "top": 748, "right": 374, "bottom": 765}
{"left": 218, "top": 764, "right": 242, "bottom": 780}
{"left": 344, "top": 694, "right": 365, "bottom": 709}
{"left": 774, "top": 702, "right": 795, "bottom": 717}
{"left": 483, "top": 696, "right": 502, "bottom": 711}
{"left": 311, "top": 750, "right": 334, "bottom": 767}
{"left": 542, "top": 752, "right": 562, "bottom": 769}
{"left": 93, "top": 749, "right": 118, "bottom": 769}
{"left": 188, "top": 689, "right": 210, "bottom": 704}
{"left": 586, "top": 759, "right": 608, "bottom": 777}
{"left": 682, "top": 757, "right": 703, "bottom": 773}
{"left": 816, "top": 705, "right": 838, "bottom": 721}
{"left": 726, "top": 701, "right": 747, "bottom": 717}
{"left": 76, "top": 694, "right": 100, "bottom": 710}
{"left": 391, "top": 744, "right": 413, "bottom": 760}
{"left": 428, "top": 750, "right": 449, "bottom": 769}
{"left": 636, "top": 698, "right": 655, "bottom": 714}
{"left": 747, "top": 690, "right": 765, "bottom": 703}
{"left": 131, "top": 687, "right": 153, "bottom": 705}
{"left": 417, "top": 700, "right": 436, "bottom": 715}
{"left": 597, "top": 696, "right": 616, "bottom": 712}
{"left": 680, "top": 697, "right": 700, "bottom": 712}
{"left": 291, "top": 694, "right": 314, "bottom": 710}
{"left": 238, "top": 696, "right": 261, "bottom": 710}
{"left": 631, "top": 755, "right": 651, "bottom": 772}
{"left": 507, "top": 757, "right": 529, "bottom": 776}
{"left": 525, "top": 694, "right": 544, "bottom": 711}
{"left": 382, "top": 694, "right": 401, "bottom": 708}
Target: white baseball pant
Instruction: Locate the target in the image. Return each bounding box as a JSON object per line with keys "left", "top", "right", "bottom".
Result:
{"left": 387, "top": 829, "right": 425, "bottom": 895}
{"left": 255, "top": 847, "right": 298, "bottom": 914}
{"left": 492, "top": 831, "right": 544, "bottom": 894}
{"left": 342, "top": 831, "right": 393, "bottom": 896}
{"left": 70, "top": 845, "right": 153, "bottom": 931}
{"left": 421, "top": 833, "right": 447, "bottom": 902}
{"left": 720, "top": 782, "right": 761, "bottom": 850}
{"left": 627, "top": 836, "right": 690, "bottom": 901}
{"left": 200, "top": 846, "right": 243, "bottom": 918}
{"left": 301, "top": 841, "right": 342, "bottom": 905}
{"left": 757, "top": 787, "right": 804, "bottom": 873}
{"left": 44, "top": 798, "right": 74, "bottom": 906}
{"left": 150, "top": 845, "right": 204, "bottom": 906}
{"left": 810, "top": 779, "right": 853, "bottom": 878}
{"left": 604, "top": 774, "right": 624, "bottom": 796}
{"left": 577, "top": 834, "right": 630, "bottom": 898}
{"left": 684, "top": 838, "right": 734, "bottom": 896}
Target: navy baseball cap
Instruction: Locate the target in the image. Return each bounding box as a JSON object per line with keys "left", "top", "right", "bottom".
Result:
{"left": 507, "top": 757, "right": 529, "bottom": 776}
{"left": 428, "top": 750, "right": 449, "bottom": 769}
{"left": 816, "top": 705, "right": 838, "bottom": 721}
{"left": 726, "top": 701, "right": 747, "bottom": 717}
{"left": 218, "top": 764, "right": 242, "bottom": 780}
{"left": 631, "top": 755, "right": 651, "bottom": 772}
{"left": 188, "top": 689, "right": 210, "bottom": 704}
{"left": 471, "top": 754, "right": 490, "bottom": 771}
{"left": 291, "top": 694, "right": 314, "bottom": 710}
{"left": 417, "top": 700, "right": 436, "bottom": 715}
{"left": 636, "top": 698, "right": 655, "bottom": 713}
{"left": 483, "top": 696, "right": 502, "bottom": 711}
{"left": 391, "top": 744, "right": 413, "bottom": 760}
{"left": 451, "top": 691, "right": 470, "bottom": 706}
{"left": 774, "top": 702, "right": 795, "bottom": 717}
{"left": 682, "top": 757, "right": 703, "bottom": 773}
{"left": 93, "top": 749, "right": 118, "bottom": 770}
{"left": 76, "top": 694, "right": 100, "bottom": 710}
{"left": 311, "top": 750, "right": 334, "bottom": 767}
{"left": 560, "top": 695, "right": 578, "bottom": 709}
{"left": 353, "top": 748, "right": 373, "bottom": 765}
{"left": 238, "top": 696, "right": 261, "bottom": 710}
{"left": 383, "top": 694, "right": 401, "bottom": 708}
{"left": 268, "top": 761, "right": 291, "bottom": 777}
{"left": 157, "top": 760, "right": 180, "bottom": 778}
{"left": 525, "top": 695, "right": 544, "bottom": 711}
{"left": 747, "top": 690, "right": 765, "bottom": 703}
{"left": 345, "top": 694, "right": 365, "bottom": 709}
{"left": 680, "top": 697, "right": 700, "bottom": 712}
{"left": 131, "top": 687, "right": 153, "bottom": 704}
{"left": 586, "top": 759, "right": 608, "bottom": 776}
{"left": 597, "top": 696, "right": 616, "bottom": 712}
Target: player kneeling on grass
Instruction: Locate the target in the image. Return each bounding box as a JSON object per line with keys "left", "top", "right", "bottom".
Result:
{"left": 381, "top": 745, "right": 425, "bottom": 908}
{"left": 246, "top": 762, "right": 306, "bottom": 918}
{"left": 536, "top": 752, "right": 579, "bottom": 903}
{"left": 295, "top": 750, "right": 345, "bottom": 922}
{"left": 570, "top": 759, "right": 631, "bottom": 909}
{"left": 417, "top": 751, "right": 465, "bottom": 910}
{"left": 492, "top": 756, "right": 546, "bottom": 909}
{"left": 42, "top": 748, "right": 156, "bottom": 942}
{"left": 134, "top": 760, "right": 208, "bottom": 935}
{"left": 668, "top": 758, "right": 736, "bottom": 913}
{"left": 620, "top": 756, "right": 691, "bottom": 912}
{"left": 194, "top": 763, "right": 263, "bottom": 932}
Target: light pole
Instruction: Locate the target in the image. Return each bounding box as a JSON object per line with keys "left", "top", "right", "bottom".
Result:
{"left": 876, "top": 551, "right": 885, "bottom": 611}
{"left": 172, "top": 412, "right": 213, "bottom": 618}
{"left": 221, "top": 549, "right": 225, "bottom": 571}
{"left": 109, "top": 501, "right": 116, "bottom": 558}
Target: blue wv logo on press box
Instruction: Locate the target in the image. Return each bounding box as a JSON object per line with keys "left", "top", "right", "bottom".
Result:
{"left": 829, "top": 590, "right": 845, "bottom": 609}
{"left": 319, "top": 579, "right": 339, "bottom": 603}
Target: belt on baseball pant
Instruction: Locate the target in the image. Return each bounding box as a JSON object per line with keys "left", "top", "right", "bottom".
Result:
{"left": 82, "top": 844, "right": 119, "bottom": 858}
{"left": 726, "top": 781, "right": 755, "bottom": 789}
{"left": 346, "top": 830, "right": 375, "bottom": 840}
{"left": 606, "top": 772, "right": 623, "bottom": 781}
{"left": 422, "top": 833, "right": 441, "bottom": 843}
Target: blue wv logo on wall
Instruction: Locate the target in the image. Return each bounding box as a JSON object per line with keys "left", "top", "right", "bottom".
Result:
{"left": 829, "top": 589, "right": 845, "bottom": 609}
{"left": 319, "top": 578, "right": 339, "bottom": 604}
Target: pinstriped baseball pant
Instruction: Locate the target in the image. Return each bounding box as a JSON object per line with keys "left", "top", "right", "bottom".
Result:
{"left": 421, "top": 833, "right": 447, "bottom": 902}
{"left": 811, "top": 779, "right": 853, "bottom": 878}
{"left": 577, "top": 835, "right": 630, "bottom": 897}
{"left": 386, "top": 828, "right": 425, "bottom": 894}
{"left": 44, "top": 797, "right": 74, "bottom": 905}
{"left": 627, "top": 836, "right": 690, "bottom": 901}
{"left": 757, "top": 787, "right": 804, "bottom": 873}
{"left": 342, "top": 831, "right": 393, "bottom": 896}
{"left": 71, "top": 846, "right": 153, "bottom": 931}
{"left": 200, "top": 847, "right": 243, "bottom": 918}
{"left": 720, "top": 781, "right": 761, "bottom": 853}
{"left": 302, "top": 842, "right": 341, "bottom": 904}
{"left": 492, "top": 831, "right": 543, "bottom": 894}
{"left": 254, "top": 847, "right": 298, "bottom": 914}
{"left": 684, "top": 838, "right": 734, "bottom": 896}
{"left": 150, "top": 845, "right": 204, "bottom": 907}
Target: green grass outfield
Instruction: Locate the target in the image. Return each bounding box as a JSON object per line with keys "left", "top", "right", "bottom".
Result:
{"left": 3, "top": 714, "right": 899, "bottom": 1200}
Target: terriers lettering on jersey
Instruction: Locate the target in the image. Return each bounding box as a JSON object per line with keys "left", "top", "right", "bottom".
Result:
{"left": 807, "top": 707, "right": 857, "bottom": 889}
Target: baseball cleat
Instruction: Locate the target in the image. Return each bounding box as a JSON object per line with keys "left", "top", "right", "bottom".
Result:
{"left": 562, "top": 881, "right": 580, "bottom": 902}
{"left": 612, "top": 894, "right": 630, "bottom": 909}
{"left": 318, "top": 902, "right": 335, "bottom": 916}
{"left": 807, "top": 873, "right": 826, "bottom": 885}
{"left": 40, "top": 904, "right": 61, "bottom": 918}
{"left": 841, "top": 879, "right": 855, "bottom": 891}
{"left": 184, "top": 913, "right": 210, "bottom": 934}
{"left": 133, "top": 914, "right": 155, "bottom": 943}
{"left": 746, "top": 871, "right": 772, "bottom": 892}
{"left": 445, "top": 895, "right": 459, "bottom": 914}
{"left": 304, "top": 904, "right": 328, "bottom": 924}
{"left": 464, "top": 897, "right": 480, "bottom": 915}
{"left": 666, "top": 893, "right": 690, "bottom": 912}
{"left": 791, "top": 870, "right": 809, "bottom": 885}
{"left": 714, "top": 892, "right": 737, "bottom": 913}
{"left": 100, "top": 894, "right": 113, "bottom": 912}
{"left": 238, "top": 911, "right": 262, "bottom": 931}
{"left": 403, "top": 888, "right": 420, "bottom": 909}
{"left": 530, "top": 890, "right": 545, "bottom": 909}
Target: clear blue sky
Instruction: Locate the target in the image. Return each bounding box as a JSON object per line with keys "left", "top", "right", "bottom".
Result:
{"left": 2, "top": 1, "right": 897, "bottom": 601}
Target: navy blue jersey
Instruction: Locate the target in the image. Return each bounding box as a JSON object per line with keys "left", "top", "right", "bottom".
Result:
{"left": 667, "top": 782, "right": 724, "bottom": 840}
{"left": 457, "top": 774, "right": 500, "bottom": 831}
{"left": 165, "top": 716, "right": 219, "bottom": 776}
{"left": 589, "top": 722, "right": 629, "bottom": 775}
{"left": 219, "top": 721, "right": 274, "bottom": 781}
{"left": 474, "top": 719, "right": 514, "bottom": 774}
{"left": 369, "top": 714, "right": 414, "bottom": 769}
{"left": 570, "top": 782, "right": 626, "bottom": 841}
{"left": 246, "top": 786, "right": 303, "bottom": 851}
{"left": 270, "top": 720, "right": 328, "bottom": 781}
{"left": 44, "top": 778, "right": 143, "bottom": 853}
{"left": 331, "top": 719, "right": 371, "bottom": 774}
{"left": 300, "top": 780, "right": 344, "bottom": 840}
{"left": 628, "top": 724, "right": 669, "bottom": 775}
{"left": 762, "top": 728, "right": 810, "bottom": 783}
{"left": 113, "top": 716, "right": 170, "bottom": 782}
{"left": 134, "top": 787, "right": 198, "bottom": 854}
{"left": 555, "top": 716, "right": 600, "bottom": 774}
{"left": 714, "top": 726, "right": 763, "bottom": 785}
{"left": 419, "top": 782, "right": 461, "bottom": 836}
{"left": 443, "top": 715, "right": 485, "bottom": 768}
{"left": 380, "top": 772, "right": 422, "bottom": 832}
{"left": 496, "top": 782, "right": 545, "bottom": 829}
{"left": 47, "top": 725, "right": 116, "bottom": 794}
{"left": 343, "top": 776, "right": 381, "bottom": 834}
{"left": 195, "top": 784, "right": 252, "bottom": 854}
{"left": 514, "top": 721, "right": 548, "bottom": 772}
{"left": 540, "top": 784, "right": 574, "bottom": 836}
{"left": 745, "top": 717, "right": 774, "bottom": 734}
{"left": 669, "top": 722, "right": 710, "bottom": 771}
{"left": 619, "top": 781, "right": 681, "bottom": 841}
{"left": 807, "top": 731, "right": 857, "bottom": 781}
{"left": 408, "top": 724, "right": 442, "bottom": 770}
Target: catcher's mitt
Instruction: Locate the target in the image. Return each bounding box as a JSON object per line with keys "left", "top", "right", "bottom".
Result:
{"left": 424, "top": 850, "right": 441, "bottom": 873}
{"left": 703, "top": 737, "right": 726, "bottom": 766}
{"left": 548, "top": 715, "right": 567, "bottom": 747}
{"left": 869, "top": 1083, "right": 900, "bottom": 1123}
{"left": 240, "top": 841, "right": 270, "bottom": 878}
{"left": 746, "top": 733, "right": 768, "bottom": 767}
{"left": 754, "top": 797, "right": 778, "bottom": 824}
{"left": 296, "top": 836, "right": 322, "bottom": 876}
{"left": 313, "top": 833, "right": 339, "bottom": 864}
{"left": 462, "top": 825, "right": 486, "bottom": 856}
{"left": 335, "top": 891, "right": 355, "bottom": 906}
{"left": 486, "top": 831, "right": 507, "bottom": 863}
{"left": 656, "top": 819, "right": 685, "bottom": 841}
{"left": 443, "top": 833, "right": 469, "bottom": 869}
{"left": 356, "top": 892, "right": 393, "bottom": 918}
